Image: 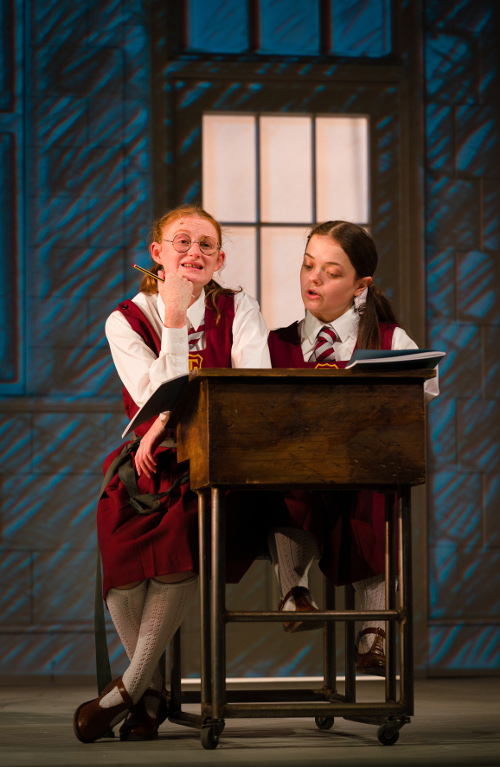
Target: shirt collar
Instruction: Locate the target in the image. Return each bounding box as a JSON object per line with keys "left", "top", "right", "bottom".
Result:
{"left": 156, "top": 287, "right": 206, "bottom": 330}
{"left": 303, "top": 306, "right": 359, "bottom": 345}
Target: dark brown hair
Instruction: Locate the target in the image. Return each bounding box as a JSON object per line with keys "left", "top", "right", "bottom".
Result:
{"left": 140, "top": 204, "right": 240, "bottom": 323}
{"left": 307, "top": 220, "right": 400, "bottom": 349}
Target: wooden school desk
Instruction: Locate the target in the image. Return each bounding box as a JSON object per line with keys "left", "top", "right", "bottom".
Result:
{"left": 166, "top": 368, "right": 434, "bottom": 749}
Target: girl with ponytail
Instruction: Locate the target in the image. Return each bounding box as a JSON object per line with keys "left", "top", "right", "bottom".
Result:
{"left": 267, "top": 220, "right": 438, "bottom": 674}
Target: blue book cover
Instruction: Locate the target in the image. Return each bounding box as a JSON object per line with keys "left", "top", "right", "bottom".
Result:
{"left": 346, "top": 349, "right": 445, "bottom": 370}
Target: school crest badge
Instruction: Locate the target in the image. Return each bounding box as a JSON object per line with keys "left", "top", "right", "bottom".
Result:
{"left": 189, "top": 354, "right": 204, "bottom": 371}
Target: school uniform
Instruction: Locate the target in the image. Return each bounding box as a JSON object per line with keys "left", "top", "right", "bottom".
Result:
{"left": 98, "top": 288, "right": 275, "bottom": 596}
{"left": 268, "top": 306, "right": 438, "bottom": 585}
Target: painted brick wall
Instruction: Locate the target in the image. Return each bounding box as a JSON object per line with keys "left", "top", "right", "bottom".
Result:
{"left": 0, "top": 0, "right": 153, "bottom": 679}
{"left": 424, "top": 0, "right": 500, "bottom": 672}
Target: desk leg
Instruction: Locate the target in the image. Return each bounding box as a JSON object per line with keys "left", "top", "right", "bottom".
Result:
{"left": 198, "top": 490, "right": 211, "bottom": 714}
{"left": 399, "top": 486, "right": 414, "bottom": 715}
{"left": 385, "top": 491, "right": 397, "bottom": 702}
{"left": 211, "top": 486, "right": 226, "bottom": 723}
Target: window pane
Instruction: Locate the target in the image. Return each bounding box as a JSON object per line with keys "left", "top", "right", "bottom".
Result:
{"left": 260, "top": 227, "right": 307, "bottom": 330}
{"left": 316, "top": 115, "right": 369, "bottom": 223}
{"left": 203, "top": 114, "right": 256, "bottom": 222}
{"left": 216, "top": 226, "right": 257, "bottom": 299}
{"left": 260, "top": 116, "right": 312, "bottom": 223}
{"left": 259, "top": 0, "right": 320, "bottom": 55}
{"left": 331, "top": 0, "right": 392, "bottom": 58}
{"left": 186, "top": 0, "right": 249, "bottom": 54}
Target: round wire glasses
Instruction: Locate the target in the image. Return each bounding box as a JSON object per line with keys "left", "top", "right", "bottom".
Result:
{"left": 163, "top": 233, "right": 219, "bottom": 256}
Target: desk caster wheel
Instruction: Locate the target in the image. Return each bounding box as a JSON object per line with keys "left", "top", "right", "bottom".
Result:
{"left": 377, "top": 725, "right": 399, "bottom": 745}
{"left": 201, "top": 725, "right": 219, "bottom": 750}
{"left": 315, "top": 716, "right": 334, "bottom": 730}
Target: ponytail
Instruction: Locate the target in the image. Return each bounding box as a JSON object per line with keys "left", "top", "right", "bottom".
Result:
{"left": 356, "top": 284, "right": 400, "bottom": 349}
{"left": 204, "top": 279, "right": 242, "bottom": 324}
{"left": 139, "top": 261, "right": 162, "bottom": 294}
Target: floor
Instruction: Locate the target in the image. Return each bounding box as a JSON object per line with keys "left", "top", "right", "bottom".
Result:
{"left": 0, "top": 677, "right": 499, "bottom": 767}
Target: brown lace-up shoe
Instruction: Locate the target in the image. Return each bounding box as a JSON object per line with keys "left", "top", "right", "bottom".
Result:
{"left": 279, "top": 586, "right": 323, "bottom": 633}
{"left": 356, "top": 627, "right": 386, "bottom": 676}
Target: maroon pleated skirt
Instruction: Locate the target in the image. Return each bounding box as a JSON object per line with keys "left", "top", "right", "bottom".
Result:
{"left": 97, "top": 443, "right": 286, "bottom": 596}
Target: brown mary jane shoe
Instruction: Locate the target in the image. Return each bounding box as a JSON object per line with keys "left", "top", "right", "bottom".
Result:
{"left": 73, "top": 677, "right": 133, "bottom": 743}
{"left": 279, "top": 586, "right": 323, "bottom": 633}
{"left": 119, "top": 688, "right": 169, "bottom": 741}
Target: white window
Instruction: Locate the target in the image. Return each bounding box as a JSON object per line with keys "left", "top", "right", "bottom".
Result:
{"left": 203, "top": 113, "right": 370, "bottom": 329}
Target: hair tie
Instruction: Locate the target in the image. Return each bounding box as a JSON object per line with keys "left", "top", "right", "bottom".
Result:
{"left": 354, "top": 286, "right": 369, "bottom": 311}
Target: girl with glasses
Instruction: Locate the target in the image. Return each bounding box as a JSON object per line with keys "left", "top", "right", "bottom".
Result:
{"left": 267, "top": 220, "right": 439, "bottom": 674}
{"left": 74, "top": 204, "right": 277, "bottom": 743}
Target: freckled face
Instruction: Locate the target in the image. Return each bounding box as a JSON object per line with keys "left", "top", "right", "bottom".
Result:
{"left": 300, "top": 235, "right": 371, "bottom": 323}
{"left": 150, "top": 215, "right": 225, "bottom": 299}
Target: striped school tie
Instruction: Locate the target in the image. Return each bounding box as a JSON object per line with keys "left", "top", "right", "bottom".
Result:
{"left": 309, "top": 325, "right": 338, "bottom": 363}
{"left": 188, "top": 322, "right": 205, "bottom": 351}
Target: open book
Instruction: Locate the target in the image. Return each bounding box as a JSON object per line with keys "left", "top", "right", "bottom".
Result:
{"left": 122, "top": 374, "right": 189, "bottom": 438}
{"left": 346, "top": 349, "right": 445, "bottom": 370}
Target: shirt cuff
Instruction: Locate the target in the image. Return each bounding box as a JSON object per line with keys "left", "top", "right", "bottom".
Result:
{"left": 161, "top": 326, "right": 188, "bottom": 355}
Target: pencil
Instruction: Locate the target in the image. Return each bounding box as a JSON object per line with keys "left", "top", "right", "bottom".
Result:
{"left": 133, "top": 264, "right": 165, "bottom": 282}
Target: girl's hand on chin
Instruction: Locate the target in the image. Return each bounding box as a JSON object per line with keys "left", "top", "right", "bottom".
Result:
{"left": 159, "top": 270, "right": 193, "bottom": 327}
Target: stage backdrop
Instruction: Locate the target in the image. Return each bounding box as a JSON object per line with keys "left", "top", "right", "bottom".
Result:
{"left": 0, "top": 0, "right": 499, "bottom": 682}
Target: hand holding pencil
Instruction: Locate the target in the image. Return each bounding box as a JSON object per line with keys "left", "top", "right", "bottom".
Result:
{"left": 134, "top": 263, "right": 193, "bottom": 328}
